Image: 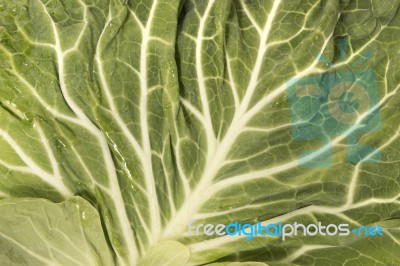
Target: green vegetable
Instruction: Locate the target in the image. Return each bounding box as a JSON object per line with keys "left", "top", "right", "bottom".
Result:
{"left": 0, "top": 0, "right": 399, "bottom": 265}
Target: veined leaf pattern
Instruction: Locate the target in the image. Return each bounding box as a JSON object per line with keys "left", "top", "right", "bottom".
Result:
{"left": 0, "top": 0, "right": 399, "bottom": 265}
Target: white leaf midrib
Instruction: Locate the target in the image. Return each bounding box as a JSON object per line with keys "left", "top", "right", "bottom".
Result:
{"left": 195, "top": 0, "right": 219, "bottom": 159}
{"left": 162, "top": 0, "right": 283, "bottom": 239}
{"left": 38, "top": 1, "right": 138, "bottom": 265}
{"left": 138, "top": 0, "right": 162, "bottom": 244}
{"left": 162, "top": 0, "right": 342, "bottom": 240}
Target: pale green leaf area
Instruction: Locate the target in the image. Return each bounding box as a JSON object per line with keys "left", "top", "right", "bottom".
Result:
{"left": 0, "top": 197, "right": 114, "bottom": 266}
{"left": 137, "top": 240, "right": 190, "bottom": 266}
{"left": 0, "top": 0, "right": 400, "bottom": 265}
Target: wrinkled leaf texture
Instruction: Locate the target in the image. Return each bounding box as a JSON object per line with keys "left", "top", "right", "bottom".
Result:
{"left": 0, "top": 0, "right": 400, "bottom": 265}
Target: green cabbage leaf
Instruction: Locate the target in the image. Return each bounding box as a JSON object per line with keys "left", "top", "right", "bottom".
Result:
{"left": 0, "top": 0, "right": 400, "bottom": 265}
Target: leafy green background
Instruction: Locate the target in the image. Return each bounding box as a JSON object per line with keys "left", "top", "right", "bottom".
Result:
{"left": 0, "top": 0, "right": 400, "bottom": 265}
